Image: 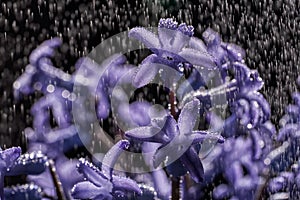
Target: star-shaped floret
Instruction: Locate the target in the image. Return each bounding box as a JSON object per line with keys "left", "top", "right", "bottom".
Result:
{"left": 0, "top": 147, "right": 47, "bottom": 199}
{"left": 125, "top": 99, "right": 224, "bottom": 182}
{"left": 129, "top": 18, "right": 215, "bottom": 88}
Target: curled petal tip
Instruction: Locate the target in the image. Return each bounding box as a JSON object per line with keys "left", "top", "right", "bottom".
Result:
{"left": 178, "top": 23, "right": 194, "bottom": 37}
{"left": 102, "top": 140, "right": 130, "bottom": 178}
{"left": 159, "top": 18, "right": 178, "bottom": 30}
{"left": 1, "top": 146, "right": 22, "bottom": 167}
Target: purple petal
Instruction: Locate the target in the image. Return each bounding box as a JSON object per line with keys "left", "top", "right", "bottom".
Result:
{"left": 188, "top": 37, "right": 208, "bottom": 53}
{"left": 129, "top": 102, "right": 152, "bottom": 126}
{"left": 77, "top": 158, "right": 110, "bottom": 188}
{"left": 96, "top": 88, "right": 111, "bottom": 119}
{"left": 177, "top": 23, "right": 194, "bottom": 37}
{"left": 71, "top": 181, "right": 111, "bottom": 199}
{"left": 190, "top": 131, "right": 224, "bottom": 144}
{"left": 151, "top": 169, "right": 171, "bottom": 199}
{"left": 250, "top": 129, "right": 263, "bottom": 160}
{"left": 56, "top": 157, "right": 83, "bottom": 191}
{"left": 249, "top": 100, "right": 260, "bottom": 127}
{"left": 103, "top": 54, "right": 127, "bottom": 69}
{"left": 268, "top": 177, "right": 286, "bottom": 193}
{"left": 151, "top": 115, "right": 178, "bottom": 139}
{"left": 234, "top": 176, "right": 257, "bottom": 191}
{"left": 0, "top": 147, "right": 21, "bottom": 168}
{"left": 13, "top": 65, "right": 36, "bottom": 98}
{"left": 248, "top": 93, "right": 271, "bottom": 121}
{"left": 40, "top": 37, "right": 62, "bottom": 48}
{"left": 213, "top": 184, "right": 232, "bottom": 199}
{"left": 102, "top": 140, "right": 130, "bottom": 179}
{"left": 29, "top": 45, "right": 55, "bottom": 66}
{"left": 6, "top": 152, "right": 47, "bottom": 176}
{"left": 117, "top": 101, "right": 151, "bottom": 128}
{"left": 45, "top": 91, "right": 71, "bottom": 128}
{"left": 38, "top": 58, "right": 72, "bottom": 83}
{"left": 202, "top": 28, "right": 221, "bottom": 49}
{"left": 179, "top": 48, "right": 216, "bottom": 68}
{"left": 178, "top": 99, "right": 200, "bottom": 134}
{"left": 44, "top": 125, "right": 77, "bottom": 144}
{"left": 158, "top": 27, "right": 176, "bottom": 50}
{"left": 153, "top": 135, "right": 189, "bottom": 169}
{"left": 180, "top": 147, "right": 204, "bottom": 183}
{"left": 152, "top": 142, "right": 173, "bottom": 168}
{"left": 125, "top": 126, "right": 167, "bottom": 143}
{"left": 170, "top": 28, "right": 191, "bottom": 53}
{"left": 27, "top": 170, "right": 55, "bottom": 197}
{"left": 112, "top": 176, "right": 142, "bottom": 195}
{"left": 132, "top": 54, "right": 160, "bottom": 88}
{"left": 222, "top": 43, "right": 245, "bottom": 62}
{"left": 234, "top": 98, "right": 251, "bottom": 126}
{"left": 231, "top": 62, "right": 252, "bottom": 82}
{"left": 225, "top": 162, "right": 243, "bottom": 184}
{"left": 128, "top": 27, "right": 160, "bottom": 49}
{"left": 29, "top": 37, "right": 62, "bottom": 66}
{"left": 158, "top": 18, "right": 178, "bottom": 30}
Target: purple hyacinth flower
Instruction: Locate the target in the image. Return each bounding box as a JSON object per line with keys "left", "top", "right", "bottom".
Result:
{"left": 6, "top": 151, "right": 47, "bottom": 176}
{"left": 181, "top": 61, "right": 268, "bottom": 127}
{"left": 202, "top": 28, "right": 245, "bottom": 66}
{"left": 95, "top": 55, "right": 134, "bottom": 119}
{"left": 207, "top": 110, "right": 274, "bottom": 161}
{"left": 13, "top": 38, "right": 72, "bottom": 100}
{"left": 129, "top": 18, "right": 215, "bottom": 88}
{"left": 270, "top": 82, "right": 300, "bottom": 174}
{"left": 125, "top": 99, "right": 224, "bottom": 183}
{"left": 72, "top": 140, "right": 142, "bottom": 200}
{"left": 267, "top": 162, "right": 300, "bottom": 199}
{"left": 213, "top": 137, "right": 262, "bottom": 200}
{"left": 74, "top": 54, "right": 135, "bottom": 119}
{"left": 230, "top": 90, "right": 271, "bottom": 129}
{"left": 0, "top": 148, "right": 46, "bottom": 200}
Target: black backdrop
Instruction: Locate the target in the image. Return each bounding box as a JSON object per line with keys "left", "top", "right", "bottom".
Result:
{"left": 0, "top": 0, "right": 299, "bottom": 148}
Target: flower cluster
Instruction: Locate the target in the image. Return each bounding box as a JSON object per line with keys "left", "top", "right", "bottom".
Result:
{"left": 4, "top": 18, "right": 298, "bottom": 200}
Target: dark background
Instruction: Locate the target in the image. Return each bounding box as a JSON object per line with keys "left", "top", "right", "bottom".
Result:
{"left": 0, "top": 0, "right": 299, "bottom": 148}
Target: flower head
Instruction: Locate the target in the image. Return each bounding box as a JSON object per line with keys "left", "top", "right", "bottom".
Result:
{"left": 13, "top": 38, "right": 72, "bottom": 99}
{"left": 0, "top": 147, "right": 47, "bottom": 199}
{"left": 72, "top": 140, "right": 142, "bottom": 199}
{"left": 129, "top": 18, "right": 215, "bottom": 88}
{"left": 126, "top": 99, "right": 224, "bottom": 182}
{"left": 212, "top": 137, "right": 263, "bottom": 200}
